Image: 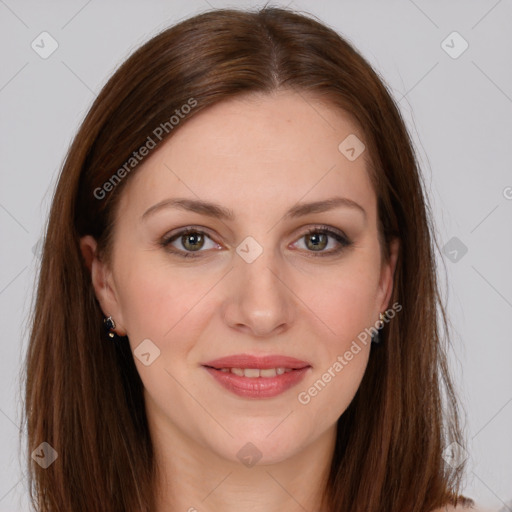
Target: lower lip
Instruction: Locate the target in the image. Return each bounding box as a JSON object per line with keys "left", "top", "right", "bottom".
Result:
{"left": 203, "top": 366, "right": 311, "bottom": 399}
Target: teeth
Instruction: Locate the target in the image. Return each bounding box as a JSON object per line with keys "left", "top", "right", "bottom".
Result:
{"left": 220, "top": 367, "right": 293, "bottom": 377}
{"left": 244, "top": 368, "right": 260, "bottom": 378}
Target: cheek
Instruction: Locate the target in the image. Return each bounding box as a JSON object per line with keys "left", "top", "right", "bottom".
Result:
{"left": 315, "top": 282, "right": 375, "bottom": 334}
{"left": 297, "top": 259, "right": 381, "bottom": 344}
{"left": 114, "top": 255, "right": 203, "bottom": 343}
{"left": 295, "top": 280, "right": 373, "bottom": 424}
{"left": 292, "top": 253, "right": 379, "bottom": 408}
{"left": 300, "top": 349, "right": 370, "bottom": 435}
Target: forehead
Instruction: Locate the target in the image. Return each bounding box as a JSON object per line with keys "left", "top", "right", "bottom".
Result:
{"left": 118, "top": 89, "right": 376, "bottom": 224}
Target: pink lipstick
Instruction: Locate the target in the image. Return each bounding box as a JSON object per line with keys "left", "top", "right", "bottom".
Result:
{"left": 202, "top": 354, "right": 311, "bottom": 399}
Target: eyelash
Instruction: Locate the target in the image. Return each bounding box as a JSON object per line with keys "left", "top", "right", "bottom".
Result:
{"left": 159, "top": 225, "right": 353, "bottom": 259}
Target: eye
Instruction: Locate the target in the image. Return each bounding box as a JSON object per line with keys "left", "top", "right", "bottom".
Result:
{"left": 159, "top": 224, "right": 353, "bottom": 259}
{"left": 160, "top": 226, "right": 353, "bottom": 258}
{"left": 160, "top": 227, "right": 220, "bottom": 258}
{"left": 291, "top": 225, "right": 353, "bottom": 257}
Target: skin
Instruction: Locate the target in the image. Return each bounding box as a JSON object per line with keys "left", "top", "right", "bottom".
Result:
{"left": 81, "top": 89, "right": 401, "bottom": 511}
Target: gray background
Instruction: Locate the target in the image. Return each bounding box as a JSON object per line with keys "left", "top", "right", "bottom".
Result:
{"left": 1, "top": 0, "right": 511, "bottom": 510}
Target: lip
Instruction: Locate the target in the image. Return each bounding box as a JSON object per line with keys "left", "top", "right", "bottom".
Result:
{"left": 202, "top": 354, "right": 311, "bottom": 370}
{"left": 202, "top": 354, "right": 312, "bottom": 399}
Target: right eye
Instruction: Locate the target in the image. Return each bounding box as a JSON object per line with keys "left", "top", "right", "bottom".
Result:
{"left": 159, "top": 227, "right": 221, "bottom": 258}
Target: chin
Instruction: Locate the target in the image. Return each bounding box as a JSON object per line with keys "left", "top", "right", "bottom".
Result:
{"left": 207, "top": 421, "right": 313, "bottom": 467}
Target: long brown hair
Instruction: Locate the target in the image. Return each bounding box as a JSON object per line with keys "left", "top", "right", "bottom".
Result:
{"left": 20, "top": 6, "right": 473, "bottom": 511}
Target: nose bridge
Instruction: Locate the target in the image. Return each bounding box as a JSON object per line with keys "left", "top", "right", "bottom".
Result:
{"left": 235, "top": 233, "right": 283, "bottom": 296}
{"left": 223, "top": 233, "right": 294, "bottom": 336}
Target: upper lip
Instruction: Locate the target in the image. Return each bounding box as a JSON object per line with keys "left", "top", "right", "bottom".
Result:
{"left": 202, "top": 354, "right": 311, "bottom": 370}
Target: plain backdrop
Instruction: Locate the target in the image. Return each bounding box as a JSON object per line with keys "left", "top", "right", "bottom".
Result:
{"left": 0, "top": 0, "right": 511, "bottom": 510}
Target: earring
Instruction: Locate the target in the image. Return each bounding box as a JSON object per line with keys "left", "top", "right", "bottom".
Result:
{"left": 103, "top": 316, "right": 117, "bottom": 339}
{"left": 371, "top": 312, "right": 386, "bottom": 345}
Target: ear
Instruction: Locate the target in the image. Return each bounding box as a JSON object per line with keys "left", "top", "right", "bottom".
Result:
{"left": 377, "top": 237, "right": 400, "bottom": 314}
{"left": 79, "top": 235, "right": 127, "bottom": 336}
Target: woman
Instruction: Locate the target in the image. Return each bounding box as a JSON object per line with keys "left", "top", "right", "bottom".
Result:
{"left": 22, "top": 6, "right": 482, "bottom": 512}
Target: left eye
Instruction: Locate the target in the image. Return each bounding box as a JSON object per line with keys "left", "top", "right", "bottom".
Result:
{"left": 160, "top": 226, "right": 352, "bottom": 258}
{"left": 293, "top": 227, "right": 352, "bottom": 255}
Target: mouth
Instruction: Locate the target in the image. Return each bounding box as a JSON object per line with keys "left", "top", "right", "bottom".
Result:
{"left": 204, "top": 366, "right": 297, "bottom": 377}
{"left": 201, "top": 354, "right": 312, "bottom": 399}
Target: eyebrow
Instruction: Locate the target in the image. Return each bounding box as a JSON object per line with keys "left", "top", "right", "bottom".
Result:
{"left": 141, "top": 196, "right": 367, "bottom": 222}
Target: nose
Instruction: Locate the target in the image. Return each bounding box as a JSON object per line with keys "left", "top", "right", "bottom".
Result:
{"left": 221, "top": 243, "right": 296, "bottom": 338}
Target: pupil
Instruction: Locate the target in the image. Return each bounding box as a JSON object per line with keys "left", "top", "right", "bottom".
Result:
{"left": 308, "top": 233, "right": 327, "bottom": 251}
{"left": 184, "top": 233, "right": 203, "bottom": 250}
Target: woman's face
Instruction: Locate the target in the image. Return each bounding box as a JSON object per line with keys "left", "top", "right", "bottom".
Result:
{"left": 82, "top": 89, "right": 398, "bottom": 466}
